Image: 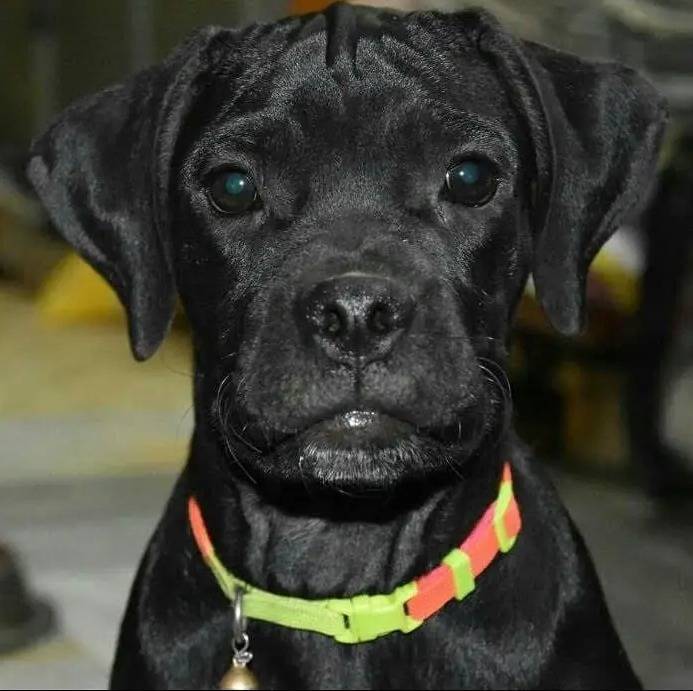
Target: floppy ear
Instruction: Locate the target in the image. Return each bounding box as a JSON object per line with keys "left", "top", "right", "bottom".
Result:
{"left": 477, "top": 17, "right": 668, "bottom": 334}
{"left": 27, "top": 27, "right": 223, "bottom": 360}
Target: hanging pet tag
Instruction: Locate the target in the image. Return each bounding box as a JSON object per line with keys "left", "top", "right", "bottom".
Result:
{"left": 219, "top": 590, "right": 259, "bottom": 690}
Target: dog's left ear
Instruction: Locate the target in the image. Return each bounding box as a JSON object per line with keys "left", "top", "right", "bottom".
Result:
{"left": 476, "top": 16, "right": 668, "bottom": 334}
{"left": 27, "top": 27, "right": 224, "bottom": 360}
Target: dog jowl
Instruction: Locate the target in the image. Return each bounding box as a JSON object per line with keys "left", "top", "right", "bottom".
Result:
{"left": 28, "top": 4, "right": 665, "bottom": 690}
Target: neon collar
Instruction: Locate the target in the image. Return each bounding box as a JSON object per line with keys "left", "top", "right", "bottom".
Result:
{"left": 188, "top": 463, "right": 521, "bottom": 645}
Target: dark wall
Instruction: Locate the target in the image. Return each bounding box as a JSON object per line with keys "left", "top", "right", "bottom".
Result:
{"left": 0, "top": 0, "right": 281, "bottom": 150}
{"left": 0, "top": 1, "right": 33, "bottom": 147}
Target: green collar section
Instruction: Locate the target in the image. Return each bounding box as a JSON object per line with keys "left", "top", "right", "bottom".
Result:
{"left": 188, "top": 462, "right": 521, "bottom": 644}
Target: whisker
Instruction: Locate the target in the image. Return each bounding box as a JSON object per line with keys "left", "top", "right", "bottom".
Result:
{"left": 476, "top": 357, "right": 513, "bottom": 443}
{"left": 156, "top": 339, "right": 200, "bottom": 380}
{"left": 215, "top": 372, "right": 258, "bottom": 484}
{"left": 216, "top": 373, "right": 263, "bottom": 453}
{"left": 440, "top": 453, "right": 465, "bottom": 480}
{"left": 226, "top": 418, "right": 263, "bottom": 454}
{"left": 330, "top": 485, "right": 361, "bottom": 498}
{"left": 298, "top": 453, "right": 313, "bottom": 496}
{"left": 478, "top": 356, "right": 513, "bottom": 403}
{"left": 222, "top": 433, "right": 258, "bottom": 485}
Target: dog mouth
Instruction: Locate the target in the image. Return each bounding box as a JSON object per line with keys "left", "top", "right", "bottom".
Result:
{"left": 297, "top": 410, "right": 417, "bottom": 447}
{"left": 218, "top": 382, "right": 501, "bottom": 492}
{"left": 234, "top": 407, "right": 486, "bottom": 493}
{"left": 292, "top": 406, "right": 489, "bottom": 450}
{"left": 278, "top": 410, "right": 441, "bottom": 492}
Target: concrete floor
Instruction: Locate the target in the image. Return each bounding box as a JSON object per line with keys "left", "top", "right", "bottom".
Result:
{"left": 0, "top": 287, "right": 692, "bottom": 689}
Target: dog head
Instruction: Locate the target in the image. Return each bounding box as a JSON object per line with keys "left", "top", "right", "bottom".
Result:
{"left": 28, "top": 5, "right": 666, "bottom": 493}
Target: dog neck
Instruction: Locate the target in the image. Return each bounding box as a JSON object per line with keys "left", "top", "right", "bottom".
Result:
{"left": 188, "top": 426, "right": 508, "bottom": 599}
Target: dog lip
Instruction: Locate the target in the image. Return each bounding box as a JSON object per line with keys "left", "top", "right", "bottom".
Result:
{"left": 299, "top": 409, "right": 416, "bottom": 441}
{"left": 341, "top": 410, "right": 379, "bottom": 429}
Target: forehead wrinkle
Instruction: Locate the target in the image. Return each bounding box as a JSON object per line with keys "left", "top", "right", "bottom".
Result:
{"left": 227, "top": 20, "right": 417, "bottom": 108}
{"left": 194, "top": 13, "right": 521, "bottom": 170}
{"left": 194, "top": 114, "right": 307, "bottom": 172}
{"left": 197, "top": 89, "right": 519, "bottom": 175}
{"left": 208, "top": 14, "right": 504, "bottom": 128}
{"left": 423, "top": 103, "right": 519, "bottom": 152}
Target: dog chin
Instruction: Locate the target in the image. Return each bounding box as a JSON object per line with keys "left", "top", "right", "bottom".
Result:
{"left": 248, "top": 411, "right": 478, "bottom": 493}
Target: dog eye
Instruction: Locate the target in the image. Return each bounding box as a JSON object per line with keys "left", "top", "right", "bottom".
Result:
{"left": 445, "top": 158, "right": 498, "bottom": 206}
{"left": 208, "top": 170, "right": 258, "bottom": 214}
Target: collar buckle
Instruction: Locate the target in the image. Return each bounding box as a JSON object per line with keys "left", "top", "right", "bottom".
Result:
{"left": 328, "top": 583, "right": 423, "bottom": 644}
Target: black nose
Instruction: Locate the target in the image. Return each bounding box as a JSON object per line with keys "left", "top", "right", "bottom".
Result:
{"left": 297, "top": 274, "right": 415, "bottom": 365}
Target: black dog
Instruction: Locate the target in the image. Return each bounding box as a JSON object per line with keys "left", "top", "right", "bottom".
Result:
{"left": 28, "top": 5, "right": 666, "bottom": 689}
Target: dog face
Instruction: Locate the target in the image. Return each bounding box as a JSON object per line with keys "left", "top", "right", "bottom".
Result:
{"left": 172, "top": 11, "right": 531, "bottom": 489}
{"left": 28, "top": 6, "right": 666, "bottom": 492}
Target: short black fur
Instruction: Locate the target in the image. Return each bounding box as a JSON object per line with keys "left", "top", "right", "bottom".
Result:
{"left": 28, "top": 5, "right": 665, "bottom": 689}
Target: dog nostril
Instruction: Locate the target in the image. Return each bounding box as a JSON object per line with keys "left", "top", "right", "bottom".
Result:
{"left": 368, "top": 302, "right": 395, "bottom": 335}
{"left": 322, "top": 306, "right": 346, "bottom": 338}
{"left": 298, "top": 276, "right": 415, "bottom": 364}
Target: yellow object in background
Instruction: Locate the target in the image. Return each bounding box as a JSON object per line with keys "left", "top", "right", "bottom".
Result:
{"left": 557, "top": 360, "right": 629, "bottom": 472}
{"left": 37, "top": 252, "right": 123, "bottom": 326}
{"left": 589, "top": 249, "right": 640, "bottom": 315}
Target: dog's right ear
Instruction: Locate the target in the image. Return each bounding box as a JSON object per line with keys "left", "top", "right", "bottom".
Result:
{"left": 27, "top": 27, "right": 224, "bottom": 360}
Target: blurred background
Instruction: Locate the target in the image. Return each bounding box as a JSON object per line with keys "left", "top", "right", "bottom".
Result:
{"left": 0, "top": 0, "right": 691, "bottom": 688}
